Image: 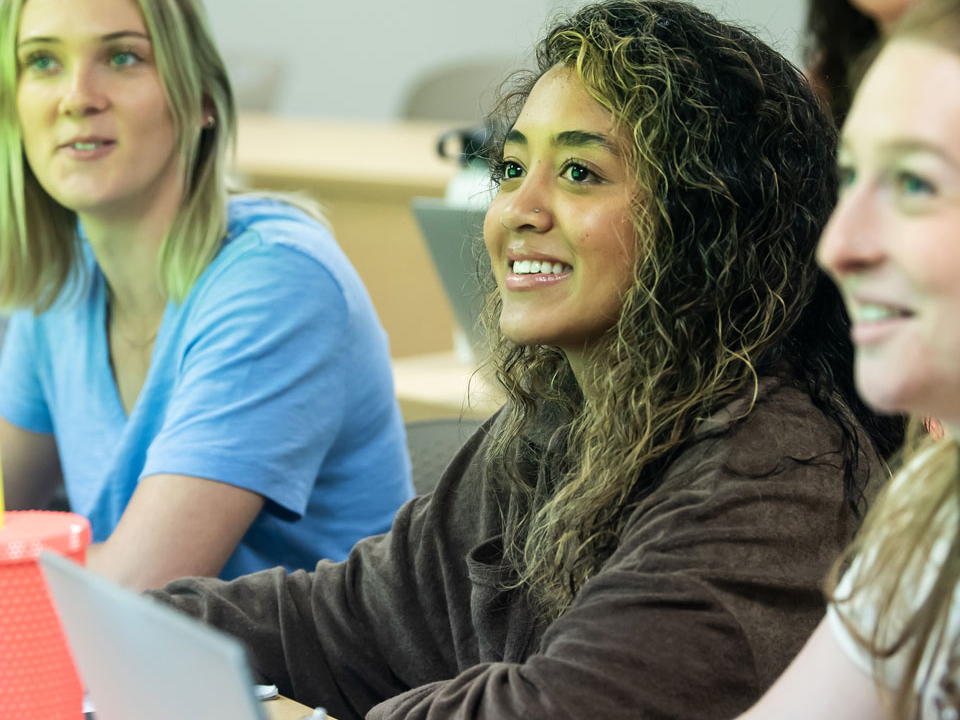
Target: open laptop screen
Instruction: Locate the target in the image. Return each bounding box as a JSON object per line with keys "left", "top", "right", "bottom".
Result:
{"left": 40, "top": 551, "right": 267, "bottom": 720}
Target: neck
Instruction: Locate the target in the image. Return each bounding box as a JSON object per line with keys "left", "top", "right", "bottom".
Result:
{"left": 81, "top": 170, "right": 183, "bottom": 324}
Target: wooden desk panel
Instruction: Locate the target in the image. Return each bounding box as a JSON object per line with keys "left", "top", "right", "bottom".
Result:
{"left": 234, "top": 115, "right": 461, "bottom": 358}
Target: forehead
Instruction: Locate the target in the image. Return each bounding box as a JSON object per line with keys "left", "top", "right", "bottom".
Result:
{"left": 512, "top": 65, "right": 618, "bottom": 139}
{"left": 18, "top": 0, "right": 147, "bottom": 39}
{"left": 844, "top": 41, "right": 960, "bottom": 155}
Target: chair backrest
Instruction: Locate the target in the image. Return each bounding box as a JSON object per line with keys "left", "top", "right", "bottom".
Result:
{"left": 398, "top": 59, "right": 514, "bottom": 122}
{"left": 405, "top": 417, "right": 484, "bottom": 495}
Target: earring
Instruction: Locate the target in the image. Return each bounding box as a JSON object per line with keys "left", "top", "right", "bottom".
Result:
{"left": 203, "top": 115, "right": 217, "bottom": 129}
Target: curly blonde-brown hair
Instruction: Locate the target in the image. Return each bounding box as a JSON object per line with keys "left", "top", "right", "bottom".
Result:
{"left": 481, "top": 0, "right": 904, "bottom": 622}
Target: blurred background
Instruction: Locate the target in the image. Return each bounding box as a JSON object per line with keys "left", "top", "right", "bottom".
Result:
{"left": 197, "top": 0, "right": 813, "bottom": 421}
{"left": 204, "top": 0, "right": 806, "bottom": 121}
{"left": 0, "top": 0, "right": 812, "bottom": 420}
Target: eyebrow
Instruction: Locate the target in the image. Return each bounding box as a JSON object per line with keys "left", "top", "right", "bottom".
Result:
{"left": 840, "top": 138, "right": 960, "bottom": 172}
{"left": 17, "top": 31, "right": 150, "bottom": 49}
{"left": 505, "top": 128, "right": 621, "bottom": 155}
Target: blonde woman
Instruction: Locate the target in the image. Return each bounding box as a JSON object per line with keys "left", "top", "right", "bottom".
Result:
{"left": 0, "top": 0, "right": 413, "bottom": 590}
{"left": 149, "top": 2, "right": 904, "bottom": 718}
{"left": 740, "top": 0, "right": 960, "bottom": 718}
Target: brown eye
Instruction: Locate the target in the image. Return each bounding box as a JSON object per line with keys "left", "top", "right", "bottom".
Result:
{"left": 504, "top": 162, "right": 524, "bottom": 180}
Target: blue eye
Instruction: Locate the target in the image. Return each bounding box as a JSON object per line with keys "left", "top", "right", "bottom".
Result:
{"left": 110, "top": 50, "right": 141, "bottom": 68}
{"left": 897, "top": 171, "right": 934, "bottom": 196}
{"left": 22, "top": 52, "right": 58, "bottom": 73}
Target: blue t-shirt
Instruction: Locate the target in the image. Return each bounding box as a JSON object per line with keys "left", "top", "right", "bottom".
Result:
{"left": 0, "top": 196, "right": 413, "bottom": 578}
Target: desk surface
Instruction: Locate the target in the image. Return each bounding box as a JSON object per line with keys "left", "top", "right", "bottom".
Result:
{"left": 392, "top": 351, "right": 504, "bottom": 422}
{"left": 264, "top": 695, "right": 328, "bottom": 719}
{"left": 235, "top": 114, "right": 458, "bottom": 195}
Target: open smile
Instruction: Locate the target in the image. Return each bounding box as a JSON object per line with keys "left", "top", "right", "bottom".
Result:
{"left": 849, "top": 300, "right": 915, "bottom": 346}
{"left": 505, "top": 257, "right": 573, "bottom": 291}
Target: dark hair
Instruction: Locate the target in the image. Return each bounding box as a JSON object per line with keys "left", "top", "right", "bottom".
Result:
{"left": 804, "top": 0, "right": 881, "bottom": 124}
{"left": 481, "top": 0, "right": 905, "bottom": 621}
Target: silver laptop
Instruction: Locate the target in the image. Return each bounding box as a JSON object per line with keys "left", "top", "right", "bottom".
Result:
{"left": 411, "top": 198, "right": 490, "bottom": 360}
{"left": 39, "top": 551, "right": 268, "bottom": 720}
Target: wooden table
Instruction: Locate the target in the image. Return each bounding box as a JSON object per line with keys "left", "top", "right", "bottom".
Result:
{"left": 263, "top": 695, "right": 331, "bottom": 719}
{"left": 234, "top": 114, "right": 461, "bottom": 359}
{"left": 392, "top": 351, "right": 504, "bottom": 422}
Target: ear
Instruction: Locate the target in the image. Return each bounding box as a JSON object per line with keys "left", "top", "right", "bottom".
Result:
{"left": 201, "top": 97, "right": 217, "bottom": 130}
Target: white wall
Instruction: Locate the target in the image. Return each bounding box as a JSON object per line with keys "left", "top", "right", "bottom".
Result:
{"left": 202, "top": 0, "right": 806, "bottom": 121}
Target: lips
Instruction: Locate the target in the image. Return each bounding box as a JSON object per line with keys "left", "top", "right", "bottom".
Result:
{"left": 848, "top": 295, "right": 915, "bottom": 346}
{"left": 58, "top": 137, "right": 116, "bottom": 151}
{"left": 850, "top": 296, "right": 915, "bottom": 322}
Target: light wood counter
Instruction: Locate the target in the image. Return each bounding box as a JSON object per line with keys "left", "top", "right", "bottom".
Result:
{"left": 392, "top": 351, "right": 504, "bottom": 422}
{"left": 263, "top": 694, "right": 324, "bottom": 719}
{"left": 233, "top": 114, "right": 461, "bottom": 358}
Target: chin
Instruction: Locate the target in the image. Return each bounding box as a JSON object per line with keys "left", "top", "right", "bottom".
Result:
{"left": 856, "top": 376, "right": 918, "bottom": 417}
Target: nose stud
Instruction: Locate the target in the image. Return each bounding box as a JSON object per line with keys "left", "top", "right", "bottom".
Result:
{"left": 533, "top": 208, "right": 540, "bottom": 213}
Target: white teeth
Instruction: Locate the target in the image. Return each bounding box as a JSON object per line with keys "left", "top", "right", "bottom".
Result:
{"left": 511, "top": 260, "right": 572, "bottom": 275}
{"left": 72, "top": 142, "right": 103, "bottom": 150}
{"left": 859, "top": 304, "right": 901, "bottom": 322}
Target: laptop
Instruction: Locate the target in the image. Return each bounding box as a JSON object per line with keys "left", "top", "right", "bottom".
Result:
{"left": 411, "top": 198, "right": 490, "bottom": 360}
{"left": 39, "top": 551, "right": 269, "bottom": 720}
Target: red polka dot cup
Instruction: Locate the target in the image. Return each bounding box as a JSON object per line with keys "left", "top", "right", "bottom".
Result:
{"left": 0, "top": 511, "right": 91, "bottom": 720}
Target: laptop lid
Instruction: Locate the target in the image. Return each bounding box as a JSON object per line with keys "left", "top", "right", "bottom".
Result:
{"left": 411, "top": 198, "right": 489, "bottom": 359}
{"left": 39, "top": 551, "right": 267, "bottom": 720}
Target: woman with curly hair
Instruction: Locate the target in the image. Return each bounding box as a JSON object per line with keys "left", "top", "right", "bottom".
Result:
{"left": 805, "top": 0, "right": 917, "bottom": 124}
{"left": 741, "top": 0, "right": 960, "bottom": 718}
{"left": 150, "top": 1, "right": 902, "bottom": 717}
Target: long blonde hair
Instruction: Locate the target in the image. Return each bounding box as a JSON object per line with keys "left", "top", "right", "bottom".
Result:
{"left": 0, "top": 0, "right": 234, "bottom": 310}
{"left": 826, "top": 3, "right": 960, "bottom": 715}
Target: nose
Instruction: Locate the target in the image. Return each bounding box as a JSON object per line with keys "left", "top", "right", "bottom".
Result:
{"left": 58, "top": 61, "right": 108, "bottom": 118}
{"left": 817, "top": 186, "right": 885, "bottom": 278}
{"left": 497, "top": 167, "right": 553, "bottom": 234}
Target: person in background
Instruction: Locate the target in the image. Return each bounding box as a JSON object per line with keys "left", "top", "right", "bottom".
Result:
{"left": 805, "top": 0, "right": 918, "bottom": 124}
{"left": 738, "top": 0, "right": 960, "bottom": 718}
{"left": 0, "top": 0, "right": 413, "bottom": 591}
{"left": 148, "top": 2, "right": 903, "bottom": 718}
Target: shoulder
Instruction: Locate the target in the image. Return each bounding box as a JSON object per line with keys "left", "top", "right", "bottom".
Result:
{"left": 672, "top": 375, "right": 849, "bottom": 482}
{"left": 184, "top": 197, "right": 348, "bottom": 312}
{"left": 225, "top": 194, "right": 335, "bottom": 258}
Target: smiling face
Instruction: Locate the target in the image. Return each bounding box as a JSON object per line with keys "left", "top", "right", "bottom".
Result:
{"left": 483, "top": 66, "right": 639, "bottom": 369}
{"left": 817, "top": 41, "right": 960, "bottom": 423}
{"left": 15, "top": 0, "right": 181, "bottom": 220}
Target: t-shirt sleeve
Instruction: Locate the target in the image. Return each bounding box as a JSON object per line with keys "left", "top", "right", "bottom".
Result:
{"left": 141, "top": 242, "right": 350, "bottom": 518}
{"left": 0, "top": 311, "right": 54, "bottom": 434}
{"left": 827, "top": 558, "right": 876, "bottom": 678}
